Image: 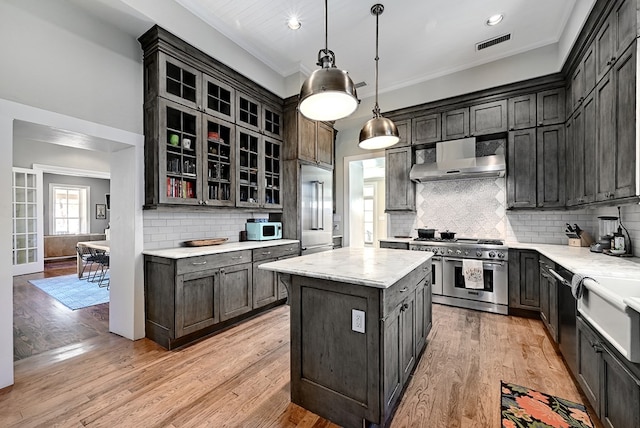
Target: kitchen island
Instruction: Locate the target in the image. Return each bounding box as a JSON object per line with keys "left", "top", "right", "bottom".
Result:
{"left": 260, "top": 247, "right": 433, "bottom": 428}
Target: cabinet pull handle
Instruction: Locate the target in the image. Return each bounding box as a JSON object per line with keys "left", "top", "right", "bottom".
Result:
{"left": 261, "top": 251, "right": 272, "bottom": 255}
{"left": 231, "top": 256, "right": 243, "bottom": 260}
{"left": 403, "top": 303, "right": 409, "bottom": 310}
{"left": 287, "top": 248, "right": 295, "bottom": 251}
{"left": 592, "top": 343, "right": 603, "bottom": 353}
{"left": 192, "top": 261, "right": 207, "bottom": 265}
{"left": 400, "top": 287, "right": 408, "bottom": 293}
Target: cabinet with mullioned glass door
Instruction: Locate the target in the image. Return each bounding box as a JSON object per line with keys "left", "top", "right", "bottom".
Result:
{"left": 156, "top": 98, "right": 203, "bottom": 205}
{"left": 203, "top": 115, "right": 235, "bottom": 206}
{"left": 235, "top": 126, "right": 283, "bottom": 209}
{"left": 236, "top": 127, "right": 263, "bottom": 208}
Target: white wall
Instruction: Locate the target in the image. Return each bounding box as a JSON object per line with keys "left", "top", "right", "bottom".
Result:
{"left": 0, "top": 1, "right": 147, "bottom": 389}
{"left": 13, "top": 139, "right": 111, "bottom": 172}
{"left": 0, "top": 0, "right": 143, "bottom": 134}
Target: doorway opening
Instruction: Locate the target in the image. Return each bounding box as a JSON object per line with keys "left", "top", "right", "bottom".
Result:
{"left": 344, "top": 153, "right": 387, "bottom": 248}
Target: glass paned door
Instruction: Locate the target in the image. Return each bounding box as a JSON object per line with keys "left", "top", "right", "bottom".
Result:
{"left": 12, "top": 167, "right": 43, "bottom": 276}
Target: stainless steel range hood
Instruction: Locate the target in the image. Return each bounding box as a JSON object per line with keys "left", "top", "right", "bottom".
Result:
{"left": 410, "top": 137, "right": 506, "bottom": 182}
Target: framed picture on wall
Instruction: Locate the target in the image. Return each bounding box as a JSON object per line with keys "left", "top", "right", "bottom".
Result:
{"left": 96, "top": 203, "right": 107, "bottom": 219}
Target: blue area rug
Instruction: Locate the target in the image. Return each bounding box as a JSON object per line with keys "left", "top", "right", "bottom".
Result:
{"left": 29, "top": 274, "right": 109, "bottom": 310}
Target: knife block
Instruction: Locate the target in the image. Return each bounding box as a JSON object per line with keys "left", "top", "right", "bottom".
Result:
{"left": 568, "top": 231, "right": 594, "bottom": 247}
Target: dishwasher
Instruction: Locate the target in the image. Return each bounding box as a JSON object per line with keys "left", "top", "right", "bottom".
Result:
{"left": 548, "top": 264, "right": 577, "bottom": 377}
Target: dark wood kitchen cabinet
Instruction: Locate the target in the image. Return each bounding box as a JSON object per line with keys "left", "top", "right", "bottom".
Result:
{"left": 252, "top": 243, "right": 299, "bottom": 307}
{"left": 412, "top": 114, "right": 441, "bottom": 145}
{"left": 508, "top": 94, "right": 537, "bottom": 130}
{"left": 385, "top": 146, "right": 415, "bottom": 211}
{"left": 393, "top": 119, "right": 411, "bottom": 147}
{"left": 139, "top": 26, "right": 285, "bottom": 210}
{"left": 536, "top": 124, "right": 566, "bottom": 208}
{"left": 144, "top": 249, "right": 253, "bottom": 349}
{"left": 283, "top": 97, "right": 335, "bottom": 170}
{"left": 577, "top": 316, "right": 640, "bottom": 427}
{"left": 594, "top": 0, "right": 636, "bottom": 83}
{"left": 507, "top": 128, "right": 537, "bottom": 208}
{"left": 595, "top": 43, "right": 636, "bottom": 203}
{"left": 577, "top": 316, "right": 602, "bottom": 413}
{"left": 469, "top": 99, "right": 507, "bottom": 136}
{"left": 566, "top": 90, "right": 596, "bottom": 206}
{"left": 219, "top": 262, "right": 253, "bottom": 321}
{"left": 536, "top": 88, "right": 565, "bottom": 126}
{"left": 507, "top": 125, "right": 565, "bottom": 209}
{"left": 442, "top": 107, "right": 470, "bottom": 140}
{"left": 508, "top": 249, "right": 540, "bottom": 311}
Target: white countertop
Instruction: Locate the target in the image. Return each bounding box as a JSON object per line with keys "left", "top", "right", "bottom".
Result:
{"left": 506, "top": 242, "right": 640, "bottom": 279}
{"left": 143, "top": 239, "right": 300, "bottom": 259}
{"left": 259, "top": 247, "right": 433, "bottom": 289}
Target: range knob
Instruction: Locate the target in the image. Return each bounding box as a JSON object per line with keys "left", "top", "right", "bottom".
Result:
{"left": 464, "top": 250, "right": 469, "bottom": 256}
{"left": 448, "top": 249, "right": 453, "bottom": 254}
{"left": 488, "top": 251, "right": 496, "bottom": 258}
{"left": 476, "top": 251, "right": 483, "bottom": 257}
{"left": 456, "top": 250, "right": 462, "bottom": 255}
{"left": 497, "top": 252, "right": 505, "bottom": 259}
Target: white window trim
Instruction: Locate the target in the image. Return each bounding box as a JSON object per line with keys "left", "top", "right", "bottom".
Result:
{"left": 49, "top": 183, "right": 91, "bottom": 235}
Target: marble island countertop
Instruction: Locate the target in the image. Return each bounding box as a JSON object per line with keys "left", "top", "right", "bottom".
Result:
{"left": 142, "top": 239, "right": 300, "bottom": 259}
{"left": 259, "top": 247, "right": 433, "bottom": 289}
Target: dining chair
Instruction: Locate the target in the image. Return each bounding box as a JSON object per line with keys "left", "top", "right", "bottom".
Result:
{"left": 88, "top": 247, "right": 110, "bottom": 289}
{"left": 76, "top": 245, "right": 97, "bottom": 279}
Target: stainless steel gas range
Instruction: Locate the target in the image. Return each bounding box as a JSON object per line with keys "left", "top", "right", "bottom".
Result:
{"left": 410, "top": 238, "right": 508, "bottom": 315}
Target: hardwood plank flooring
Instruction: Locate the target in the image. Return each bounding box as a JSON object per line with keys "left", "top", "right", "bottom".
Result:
{"left": 13, "top": 259, "right": 110, "bottom": 360}
{"left": 5, "top": 295, "right": 602, "bottom": 427}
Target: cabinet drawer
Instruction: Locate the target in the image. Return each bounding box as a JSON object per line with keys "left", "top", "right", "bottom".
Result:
{"left": 177, "top": 250, "right": 252, "bottom": 275}
{"left": 383, "top": 262, "right": 430, "bottom": 316}
{"left": 252, "top": 244, "right": 300, "bottom": 262}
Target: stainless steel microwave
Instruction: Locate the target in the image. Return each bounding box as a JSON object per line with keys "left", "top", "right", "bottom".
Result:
{"left": 245, "top": 222, "right": 282, "bottom": 241}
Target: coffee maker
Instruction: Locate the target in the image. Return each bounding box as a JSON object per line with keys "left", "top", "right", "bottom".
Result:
{"left": 590, "top": 216, "right": 618, "bottom": 253}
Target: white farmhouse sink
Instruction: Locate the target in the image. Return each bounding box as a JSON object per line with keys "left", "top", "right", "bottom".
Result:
{"left": 578, "top": 275, "right": 640, "bottom": 362}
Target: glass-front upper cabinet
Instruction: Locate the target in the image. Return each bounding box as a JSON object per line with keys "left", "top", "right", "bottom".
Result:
{"left": 263, "top": 137, "right": 282, "bottom": 209}
{"left": 236, "top": 128, "right": 262, "bottom": 208}
{"left": 263, "top": 103, "right": 283, "bottom": 140}
{"left": 203, "top": 75, "right": 235, "bottom": 122}
{"left": 237, "top": 92, "right": 261, "bottom": 132}
{"left": 159, "top": 99, "right": 202, "bottom": 205}
{"left": 158, "top": 52, "right": 202, "bottom": 111}
{"left": 203, "top": 116, "right": 235, "bottom": 207}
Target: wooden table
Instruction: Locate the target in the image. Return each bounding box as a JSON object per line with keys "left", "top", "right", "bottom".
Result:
{"left": 77, "top": 240, "right": 110, "bottom": 278}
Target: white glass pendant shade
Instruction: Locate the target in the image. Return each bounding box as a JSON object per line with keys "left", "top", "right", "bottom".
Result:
{"left": 358, "top": 116, "right": 400, "bottom": 149}
{"left": 299, "top": 67, "right": 359, "bottom": 121}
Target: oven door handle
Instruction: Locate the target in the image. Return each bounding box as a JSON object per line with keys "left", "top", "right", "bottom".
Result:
{"left": 443, "top": 257, "right": 504, "bottom": 267}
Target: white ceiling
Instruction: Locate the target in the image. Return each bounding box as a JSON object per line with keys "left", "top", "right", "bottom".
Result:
{"left": 171, "top": 0, "right": 594, "bottom": 98}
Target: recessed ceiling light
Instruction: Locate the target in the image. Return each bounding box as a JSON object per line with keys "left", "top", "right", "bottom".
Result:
{"left": 287, "top": 16, "right": 301, "bottom": 30}
{"left": 486, "top": 14, "right": 504, "bottom": 26}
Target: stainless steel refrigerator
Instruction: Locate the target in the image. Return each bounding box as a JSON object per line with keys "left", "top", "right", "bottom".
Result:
{"left": 301, "top": 164, "right": 334, "bottom": 255}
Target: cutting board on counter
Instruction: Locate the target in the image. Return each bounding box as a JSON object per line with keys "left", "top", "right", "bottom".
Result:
{"left": 182, "top": 238, "right": 228, "bottom": 247}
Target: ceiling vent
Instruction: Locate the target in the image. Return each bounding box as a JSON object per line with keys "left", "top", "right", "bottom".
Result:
{"left": 355, "top": 81, "right": 367, "bottom": 88}
{"left": 476, "top": 34, "right": 511, "bottom": 51}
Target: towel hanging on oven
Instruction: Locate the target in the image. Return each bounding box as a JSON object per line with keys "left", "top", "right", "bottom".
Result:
{"left": 462, "top": 259, "right": 484, "bottom": 289}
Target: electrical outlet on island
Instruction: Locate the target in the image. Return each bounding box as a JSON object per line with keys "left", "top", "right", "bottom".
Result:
{"left": 352, "top": 309, "right": 365, "bottom": 333}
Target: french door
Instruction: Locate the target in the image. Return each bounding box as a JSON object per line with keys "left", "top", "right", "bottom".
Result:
{"left": 12, "top": 167, "right": 43, "bottom": 276}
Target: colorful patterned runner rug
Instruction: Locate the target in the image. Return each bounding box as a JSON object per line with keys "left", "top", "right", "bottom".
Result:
{"left": 501, "top": 381, "right": 594, "bottom": 428}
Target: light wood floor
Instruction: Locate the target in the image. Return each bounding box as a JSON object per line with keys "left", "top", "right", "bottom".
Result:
{"left": 5, "top": 274, "right": 602, "bottom": 427}
{"left": 13, "top": 260, "right": 110, "bottom": 360}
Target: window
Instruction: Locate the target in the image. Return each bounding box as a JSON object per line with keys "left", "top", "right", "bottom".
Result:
{"left": 50, "top": 184, "right": 89, "bottom": 235}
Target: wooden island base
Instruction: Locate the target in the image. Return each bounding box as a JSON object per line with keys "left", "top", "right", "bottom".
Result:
{"left": 263, "top": 248, "right": 433, "bottom": 428}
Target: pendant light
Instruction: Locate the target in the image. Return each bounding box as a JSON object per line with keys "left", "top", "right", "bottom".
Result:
{"left": 358, "top": 4, "right": 399, "bottom": 150}
{"left": 298, "top": 0, "right": 359, "bottom": 122}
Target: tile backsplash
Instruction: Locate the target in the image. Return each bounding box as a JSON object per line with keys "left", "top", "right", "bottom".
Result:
{"left": 388, "top": 177, "right": 640, "bottom": 256}
{"left": 143, "top": 210, "right": 268, "bottom": 249}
